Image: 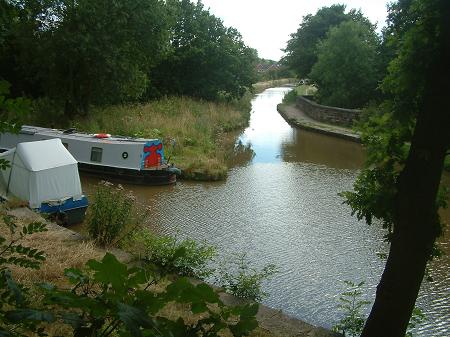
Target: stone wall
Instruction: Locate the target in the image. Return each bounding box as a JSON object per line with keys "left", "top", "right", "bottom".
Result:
{"left": 296, "top": 96, "right": 361, "bottom": 127}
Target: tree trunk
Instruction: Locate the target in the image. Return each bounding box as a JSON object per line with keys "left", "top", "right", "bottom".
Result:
{"left": 361, "top": 113, "right": 448, "bottom": 337}
{"left": 361, "top": 6, "right": 450, "bottom": 335}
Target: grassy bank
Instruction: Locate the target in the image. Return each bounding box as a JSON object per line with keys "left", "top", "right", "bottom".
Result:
{"left": 32, "top": 95, "right": 252, "bottom": 181}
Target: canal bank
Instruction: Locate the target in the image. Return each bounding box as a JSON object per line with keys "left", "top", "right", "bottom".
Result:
{"left": 277, "top": 103, "right": 360, "bottom": 143}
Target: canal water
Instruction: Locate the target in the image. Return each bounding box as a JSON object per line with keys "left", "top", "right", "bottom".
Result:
{"left": 82, "top": 88, "right": 449, "bottom": 336}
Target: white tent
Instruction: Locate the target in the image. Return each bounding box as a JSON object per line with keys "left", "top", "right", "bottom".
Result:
{"left": 0, "top": 139, "right": 83, "bottom": 208}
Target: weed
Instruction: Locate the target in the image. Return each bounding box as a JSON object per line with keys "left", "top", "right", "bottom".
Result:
{"left": 87, "top": 181, "right": 146, "bottom": 246}
{"left": 406, "top": 307, "right": 427, "bottom": 337}
{"left": 216, "top": 253, "right": 277, "bottom": 301}
{"left": 333, "top": 280, "right": 427, "bottom": 337}
{"left": 333, "top": 280, "right": 370, "bottom": 337}
{"left": 132, "top": 229, "right": 217, "bottom": 279}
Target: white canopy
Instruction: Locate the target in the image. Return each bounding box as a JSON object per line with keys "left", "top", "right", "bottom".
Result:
{"left": 0, "top": 139, "right": 83, "bottom": 208}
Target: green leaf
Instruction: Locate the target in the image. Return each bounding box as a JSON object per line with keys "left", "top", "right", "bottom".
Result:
{"left": 87, "top": 253, "right": 128, "bottom": 291}
{"left": 5, "top": 309, "right": 55, "bottom": 323}
{"left": 191, "top": 301, "right": 208, "bottom": 314}
{"left": 240, "top": 303, "right": 259, "bottom": 319}
{"left": 4, "top": 270, "right": 24, "bottom": 305}
{"left": 134, "top": 290, "right": 165, "bottom": 314}
{"left": 64, "top": 268, "right": 86, "bottom": 284}
{"left": 229, "top": 317, "right": 258, "bottom": 337}
{"left": 61, "top": 312, "right": 83, "bottom": 329}
{"left": 117, "top": 302, "right": 154, "bottom": 337}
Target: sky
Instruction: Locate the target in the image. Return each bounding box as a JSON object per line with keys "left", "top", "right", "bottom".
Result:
{"left": 199, "top": 0, "right": 391, "bottom": 61}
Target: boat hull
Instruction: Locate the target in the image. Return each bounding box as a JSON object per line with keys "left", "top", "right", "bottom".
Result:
{"left": 38, "top": 196, "right": 89, "bottom": 226}
{"left": 78, "top": 163, "right": 177, "bottom": 185}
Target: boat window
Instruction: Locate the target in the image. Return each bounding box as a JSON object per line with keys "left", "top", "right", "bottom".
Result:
{"left": 62, "top": 142, "right": 69, "bottom": 149}
{"left": 90, "top": 147, "right": 103, "bottom": 162}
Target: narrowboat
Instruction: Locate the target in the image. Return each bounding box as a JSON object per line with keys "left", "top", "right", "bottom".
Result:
{"left": 0, "top": 139, "right": 88, "bottom": 225}
{"left": 0, "top": 125, "right": 181, "bottom": 185}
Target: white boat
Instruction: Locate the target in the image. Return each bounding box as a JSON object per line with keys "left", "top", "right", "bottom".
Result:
{"left": 0, "top": 125, "right": 181, "bottom": 185}
{"left": 0, "top": 139, "right": 88, "bottom": 225}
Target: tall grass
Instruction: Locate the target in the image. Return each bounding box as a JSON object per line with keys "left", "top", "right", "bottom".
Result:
{"left": 64, "top": 95, "right": 252, "bottom": 180}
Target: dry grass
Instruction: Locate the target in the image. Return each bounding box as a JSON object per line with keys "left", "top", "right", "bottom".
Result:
{"left": 0, "top": 216, "right": 103, "bottom": 288}
{"left": 72, "top": 96, "right": 252, "bottom": 180}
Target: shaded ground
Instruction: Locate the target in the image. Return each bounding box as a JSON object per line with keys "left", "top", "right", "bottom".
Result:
{"left": 4, "top": 207, "right": 337, "bottom": 337}
{"left": 277, "top": 103, "right": 360, "bottom": 143}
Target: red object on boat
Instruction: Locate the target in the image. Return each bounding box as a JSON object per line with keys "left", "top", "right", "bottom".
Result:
{"left": 94, "top": 133, "right": 111, "bottom": 139}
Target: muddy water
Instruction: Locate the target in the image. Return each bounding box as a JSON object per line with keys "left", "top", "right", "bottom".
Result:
{"left": 81, "top": 88, "right": 449, "bottom": 336}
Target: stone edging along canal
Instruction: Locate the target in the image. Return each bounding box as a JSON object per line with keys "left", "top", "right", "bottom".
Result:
{"left": 277, "top": 103, "right": 361, "bottom": 143}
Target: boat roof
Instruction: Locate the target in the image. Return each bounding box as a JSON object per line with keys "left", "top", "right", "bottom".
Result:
{"left": 15, "top": 138, "right": 77, "bottom": 172}
{"left": 20, "top": 125, "right": 160, "bottom": 145}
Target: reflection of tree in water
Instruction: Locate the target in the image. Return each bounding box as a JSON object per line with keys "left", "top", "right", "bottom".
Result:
{"left": 229, "top": 140, "right": 255, "bottom": 167}
{"left": 280, "top": 129, "right": 365, "bottom": 170}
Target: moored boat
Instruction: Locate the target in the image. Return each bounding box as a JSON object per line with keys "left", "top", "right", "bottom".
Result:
{"left": 0, "top": 125, "right": 181, "bottom": 185}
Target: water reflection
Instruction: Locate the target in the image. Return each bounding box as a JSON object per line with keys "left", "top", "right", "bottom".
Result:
{"left": 239, "top": 88, "right": 292, "bottom": 163}
{"left": 281, "top": 128, "right": 365, "bottom": 169}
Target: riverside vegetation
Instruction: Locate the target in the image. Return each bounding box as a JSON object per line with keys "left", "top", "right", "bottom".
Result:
{"left": 24, "top": 93, "right": 253, "bottom": 181}
{"left": 70, "top": 95, "right": 253, "bottom": 181}
{"left": 87, "top": 182, "right": 277, "bottom": 303}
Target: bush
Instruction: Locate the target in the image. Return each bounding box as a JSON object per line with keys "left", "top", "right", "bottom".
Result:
{"left": 282, "top": 89, "right": 298, "bottom": 104}
{"left": 133, "top": 229, "right": 217, "bottom": 279}
{"left": 87, "top": 181, "right": 144, "bottom": 246}
{"left": 216, "top": 253, "right": 277, "bottom": 301}
{"left": 333, "top": 280, "right": 427, "bottom": 337}
{"left": 332, "top": 281, "right": 370, "bottom": 337}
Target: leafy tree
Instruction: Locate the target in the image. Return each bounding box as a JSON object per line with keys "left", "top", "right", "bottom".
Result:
{"left": 0, "top": 0, "right": 49, "bottom": 99}
{"left": 0, "top": 0, "right": 169, "bottom": 118}
{"left": 0, "top": 80, "right": 29, "bottom": 170}
{"left": 43, "top": 0, "right": 169, "bottom": 118}
{"left": 309, "top": 20, "right": 380, "bottom": 108}
{"left": 341, "top": 0, "right": 450, "bottom": 335}
{"left": 150, "top": 0, "right": 257, "bottom": 100}
{"left": 283, "top": 5, "right": 373, "bottom": 79}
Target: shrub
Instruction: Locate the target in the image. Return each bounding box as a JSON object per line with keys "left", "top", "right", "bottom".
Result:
{"left": 216, "top": 253, "right": 277, "bottom": 301}
{"left": 332, "top": 281, "right": 370, "bottom": 337}
{"left": 282, "top": 89, "right": 298, "bottom": 104}
{"left": 333, "top": 280, "right": 427, "bottom": 337}
{"left": 133, "top": 229, "right": 216, "bottom": 279}
{"left": 87, "top": 181, "right": 144, "bottom": 246}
